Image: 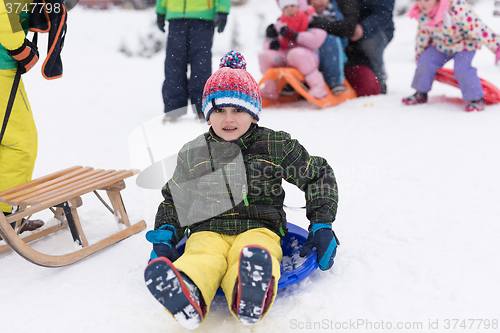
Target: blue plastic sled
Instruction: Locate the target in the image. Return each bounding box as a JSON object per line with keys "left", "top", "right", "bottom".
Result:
{"left": 175, "top": 222, "right": 319, "bottom": 296}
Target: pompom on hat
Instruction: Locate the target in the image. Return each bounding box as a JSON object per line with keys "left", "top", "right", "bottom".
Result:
{"left": 202, "top": 51, "right": 262, "bottom": 122}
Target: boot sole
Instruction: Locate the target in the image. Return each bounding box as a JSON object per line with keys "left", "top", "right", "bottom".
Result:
{"left": 465, "top": 106, "right": 485, "bottom": 112}
{"left": 402, "top": 99, "right": 427, "bottom": 105}
{"left": 144, "top": 258, "right": 202, "bottom": 330}
{"left": 236, "top": 246, "right": 273, "bottom": 325}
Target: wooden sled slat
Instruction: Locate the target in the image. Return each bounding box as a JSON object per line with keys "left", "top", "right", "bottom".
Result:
{"left": 5, "top": 170, "right": 136, "bottom": 223}
{"left": 259, "top": 68, "right": 357, "bottom": 108}
{"left": 7, "top": 168, "right": 107, "bottom": 205}
{"left": 19, "top": 169, "right": 116, "bottom": 206}
{"left": 0, "top": 166, "right": 145, "bottom": 267}
{"left": 0, "top": 166, "right": 85, "bottom": 200}
{"left": 29, "top": 170, "right": 134, "bottom": 206}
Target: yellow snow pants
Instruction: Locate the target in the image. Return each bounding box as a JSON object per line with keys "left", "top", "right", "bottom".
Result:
{"left": 173, "top": 228, "right": 283, "bottom": 320}
{"left": 0, "top": 68, "right": 37, "bottom": 213}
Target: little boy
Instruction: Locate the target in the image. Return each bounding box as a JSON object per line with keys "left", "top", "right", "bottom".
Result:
{"left": 144, "top": 51, "right": 339, "bottom": 330}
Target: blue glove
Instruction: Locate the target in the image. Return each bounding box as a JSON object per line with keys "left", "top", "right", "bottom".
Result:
{"left": 146, "top": 225, "right": 179, "bottom": 262}
{"left": 299, "top": 223, "right": 339, "bottom": 271}
{"left": 156, "top": 14, "right": 166, "bottom": 32}
{"left": 214, "top": 12, "right": 228, "bottom": 33}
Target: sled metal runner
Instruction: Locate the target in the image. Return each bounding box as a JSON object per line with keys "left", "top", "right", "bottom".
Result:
{"left": 0, "top": 166, "right": 146, "bottom": 267}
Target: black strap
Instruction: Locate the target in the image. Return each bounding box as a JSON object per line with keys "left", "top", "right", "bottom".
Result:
{"left": 0, "top": 66, "right": 22, "bottom": 145}
{"left": 32, "top": 31, "right": 38, "bottom": 47}
{"left": 55, "top": 201, "right": 82, "bottom": 246}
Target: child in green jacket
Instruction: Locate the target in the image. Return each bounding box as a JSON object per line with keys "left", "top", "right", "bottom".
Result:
{"left": 156, "top": 0, "right": 231, "bottom": 121}
{"left": 144, "top": 51, "right": 339, "bottom": 329}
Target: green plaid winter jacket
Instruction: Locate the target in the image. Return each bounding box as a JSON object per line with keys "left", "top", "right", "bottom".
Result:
{"left": 154, "top": 124, "right": 338, "bottom": 244}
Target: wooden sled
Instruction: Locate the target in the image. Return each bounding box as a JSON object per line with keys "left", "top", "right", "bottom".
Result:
{"left": 259, "top": 68, "right": 357, "bottom": 108}
{"left": 435, "top": 68, "right": 500, "bottom": 105}
{"left": 0, "top": 166, "right": 146, "bottom": 267}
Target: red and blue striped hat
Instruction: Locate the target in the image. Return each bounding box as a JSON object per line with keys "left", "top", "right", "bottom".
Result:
{"left": 202, "top": 51, "right": 262, "bottom": 122}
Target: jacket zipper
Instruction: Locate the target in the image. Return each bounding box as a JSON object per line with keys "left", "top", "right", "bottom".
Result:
{"left": 242, "top": 184, "right": 249, "bottom": 206}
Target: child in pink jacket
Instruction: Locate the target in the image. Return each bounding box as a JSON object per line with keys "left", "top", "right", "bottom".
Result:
{"left": 259, "top": 0, "right": 328, "bottom": 99}
{"left": 403, "top": 0, "right": 500, "bottom": 111}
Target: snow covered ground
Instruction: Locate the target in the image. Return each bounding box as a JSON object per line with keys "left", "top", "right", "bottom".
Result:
{"left": 2, "top": 0, "right": 500, "bottom": 332}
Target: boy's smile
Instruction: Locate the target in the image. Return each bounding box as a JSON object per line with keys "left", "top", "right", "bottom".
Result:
{"left": 208, "top": 106, "right": 258, "bottom": 141}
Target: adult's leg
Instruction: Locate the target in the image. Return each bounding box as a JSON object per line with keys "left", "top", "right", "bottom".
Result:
{"left": 188, "top": 19, "right": 215, "bottom": 115}
{"left": 348, "top": 30, "right": 389, "bottom": 87}
{"left": 0, "top": 69, "right": 37, "bottom": 214}
{"left": 453, "top": 50, "right": 483, "bottom": 102}
{"left": 318, "top": 34, "right": 346, "bottom": 87}
{"left": 163, "top": 19, "right": 189, "bottom": 116}
{"left": 411, "top": 46, "right": 450, "bottom": 93}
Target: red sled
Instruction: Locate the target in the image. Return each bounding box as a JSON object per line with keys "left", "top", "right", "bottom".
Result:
{"left": 258, "top": 68, "right": 357, "bottom": 108}
{"left": 435, "top": 68, "right": 500, "bottom": 105}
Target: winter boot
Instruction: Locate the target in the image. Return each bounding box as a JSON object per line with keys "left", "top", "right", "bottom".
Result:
{"left": 305, "top": 70, "right": 327, "bottom": 99}
{"left": 19, "top": 218, "right": 44, "bottom": 233}
{"left": 330, "top": 84, "right": 346, "bottom": 95}
{"left": 259, "top": 79, "right": 279, "bottom": 99}
{"left": 465, "top": 98, "right": 485, "bottom": 112}
{"left": 144, "top": 257, "right": 204, "bottom": 330}
{"left": 0, "top": 218, "right": 44, "bottom": 241}
{"left": 235, "top": 246, "right": 273, "bottom": 325}
{"left": 196, "top": 113, "right": 206, "bottom": 123}
{"left": 380, "top": 82, "right": 387, "bottom": 94}
{"left": 402, "top": 91, "right": 428, "bottom": 105}
{"left": 162, "top": 114, "right": 180, "bottom": 123}
{"left": 280, "top": 83, "right": 296, "bottom": 97}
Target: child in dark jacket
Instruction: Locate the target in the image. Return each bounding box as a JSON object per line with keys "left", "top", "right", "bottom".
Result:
{"left": 144, "top": 51, "right": 340, "bottom": 329}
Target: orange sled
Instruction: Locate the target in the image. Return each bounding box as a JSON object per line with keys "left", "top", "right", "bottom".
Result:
{"left": 258, "top": 68, "right": 357, "bottom": 108}
{"left": 435, "top": 68, "right": 500, "bottom": 105}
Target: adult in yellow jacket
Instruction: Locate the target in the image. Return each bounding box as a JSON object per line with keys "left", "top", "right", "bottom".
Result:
{"left": 0, "top": 0, "right": 43, "bottom": 233}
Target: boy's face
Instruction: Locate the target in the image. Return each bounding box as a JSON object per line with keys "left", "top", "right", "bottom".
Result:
{"left": 416, "top": 0, "right": 439, "bottom": 15}
{"left": 310, "top": 0, "right": 329, "bottom": 13}
{"left": 208, "top": 107, "right": 258, "bottom": 141}
{"left": 283, "top": 5, "right": 299, "bottom": 17}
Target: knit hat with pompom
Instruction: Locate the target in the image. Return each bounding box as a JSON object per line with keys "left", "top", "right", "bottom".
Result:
{"left": 202, "top": 51, "right": 262, "bottom": 122}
